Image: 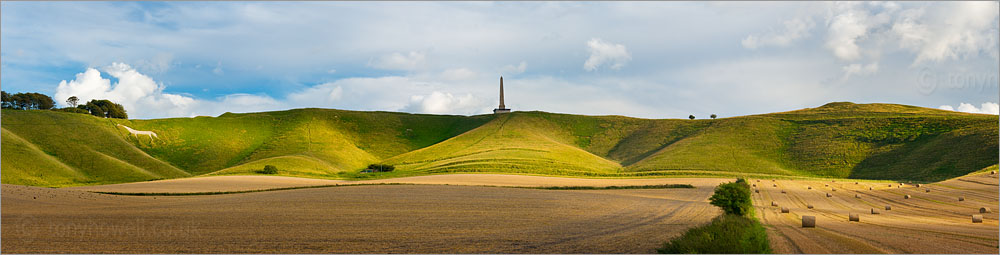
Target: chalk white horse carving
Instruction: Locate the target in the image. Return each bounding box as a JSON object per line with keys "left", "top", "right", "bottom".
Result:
{"left": 117, "top": 124, "right": 159, "bottom": 139}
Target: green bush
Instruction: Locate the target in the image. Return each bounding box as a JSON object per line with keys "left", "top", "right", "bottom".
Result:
{"left": 365, "top": 164, "right": 395, "bottom": 172}
{"left": 709, "top": 178, "right": 753, "bottom": 216}
{"left": 257, "top": 165, "right": 278, "bottom": 174}
{"left": 657, "top": 214, "right": 771, "bottom": 254}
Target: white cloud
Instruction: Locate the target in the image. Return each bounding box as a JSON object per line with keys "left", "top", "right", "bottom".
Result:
{"left": 583, "top": 38, "right": 631, "bottom": 71}
{"left": 841, "top": 62, "right": 878, "bottom": 80}
{"left": 403, "top": 91, "right": 486, "bottom": 115}
{"left": 134, "top": 52, "right": 174, "bottom": 74}
{"left": 939, "top": 102, "right": 999, "bottom": 115}
{"left": 742, "top": 17, "right": 815, "bottom": 49}
{"left": 440, "top": 68, "right": 477, "bottom": 81}
{"left": 892, "top": 2, "right": 999, "bottom": 64}
{"left": 369, "top": 51, "right": 427, "bottom": 71}
{"left": 55, "top": 62, "right": 198, "bottom": 118}
{"left": 500, "top": 61, "right": 527, "bottom": 75}
{"left": 286, "top": 82, "right": 345, "bottom": 106}
{"left": 825, "top": 9, "right": 870, "bottom": 61}
{"left": 212, "top": 61, "right": 224, "bottom": 75}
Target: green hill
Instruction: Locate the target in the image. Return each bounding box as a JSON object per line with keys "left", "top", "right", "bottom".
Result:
{"left": 1, "top": 110, "right": 189, "bottom": 187}
{"left": 2, "top": 102, "right": 996, "bottom": 186}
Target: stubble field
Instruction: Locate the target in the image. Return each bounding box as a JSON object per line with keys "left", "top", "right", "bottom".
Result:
{"left": 754, "top": 172, "right": 999, "bottom": 253}
{"left": 2, "top": 177, "right": 724, "bottom": 253}
{"left": 3, "top": 173, "right": 998, "bottom": 253}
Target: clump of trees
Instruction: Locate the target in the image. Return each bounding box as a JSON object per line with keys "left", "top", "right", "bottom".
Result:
{"left": 688, "top": 115, "right": 695, "bottom": 120}
{"left": 364, "top": 164, "right": 395, "bottom": 173}
{"left": 1, "top": 91, "right": 55, "bottom": 110}
{"left": 257, "top": 165, "right": 279, "bottom": 174}
{"left": 2, "top": 91, "right": 128, "bottom": 119}
{"left": 79, "top": 99, "right": 128, "bottom": 119}
{"left": 711, "top": 114, "right": 718, "bottom": 119}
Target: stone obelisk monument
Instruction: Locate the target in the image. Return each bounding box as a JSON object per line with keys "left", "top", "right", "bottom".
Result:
{"left": 494, "top": 76, "right": 511, "bottom": 114}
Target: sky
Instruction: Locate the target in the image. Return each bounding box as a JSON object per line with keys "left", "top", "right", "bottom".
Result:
{"left": 1, "top": 1, "right": 998, "bottom": 119}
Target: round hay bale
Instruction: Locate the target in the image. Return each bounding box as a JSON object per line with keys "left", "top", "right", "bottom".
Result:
{"left": 855, "top": 182, "right": 859, "bottom": 184}
{"left": 781, "top": 207, "right": 789, "bottom": 213}
{"left": 752, "top": 184, "right": 756, "bottom": 187}
{"left": 772, "top": 201, "right": 778, "bottom": 206}
{"left": 808, "top": 186, "right": 812, "bottom": 190}
{"left": 904, "top": 195, "right": 911, "bottom": 199}
{"left": 888, "top": 184, "right": 892, "bottom": 187}
{"left": 781, "top": 190, "right": 787, "bottom": 194}
{"left": 773, "top": 184, "right": 778, "bottom": 187}
{"left": 826, "top": 193, "right": 832, "bottom": 197}
{"left": 869, "top": 187, "right": 873, "bottom": 190}
{"left": 849, "top": 213, "right": 860, "bottom": 222}
{"left": 925, "top": 189, "right": 930, "bottom": 193}
{"left": 807, "top": 204, "right": 814, "bottom": 209}
{"left": 972, "top": 214, "right": 983, "bottom": 223}
{"left": 958, "top": 197, "right": 965, "bottom": 201}
{"left": 831, "top": 188, "right": 837, "bottom": 191}
{"left": 855, "top": 194, "right": 861, "bottom": 198}
{"left": 755, "top": 189, "right": 760, "bottom": 193}
{"left": 825, "top": 184, "right": 829, "bottom": 187}
{"left": 885, "top": 205, "right": 892, "bottom": 210}
{"left": 980, "top": 207, "right": 991, "bottom": 213}
{"left": 772, "top": 179, "right": 776, "bottom": 182}
{"left": 802, "top": 216, "right": 816, "bottom": 228}
{"left": 991, "top": 171, "right": 996, "bottom": 175}
{"left": 915, "top": 184, "right": 921, "bottom": 188}
{"left": 757, "top": 180, "right": 760, "bottom": 182}
{"left": 870, "top": 208, "right": 880, "bottom": 214}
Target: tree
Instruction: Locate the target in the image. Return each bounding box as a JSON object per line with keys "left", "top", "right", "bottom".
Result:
{"left": 257, "top": 165, "right": 278, "bottom": 174}
{"left": 711, "top": 114, "right": 717, "bottom": 119}
{"left": 709, "top": 179, "right": 753, "bottom": 216}
{"left": 1, "top": 91, "right": 10, "bottom": 109}
{"left": 689, "top": 115, "right": 695, "bottom": 120}
{"left": 31, "top": 93, "right": 54, "bottom": 110}
{"left": 66, "top": 96, "right": 79, "bottom": 108}
{"left": 11, "top": 93, "right": 30, "bottom": 110}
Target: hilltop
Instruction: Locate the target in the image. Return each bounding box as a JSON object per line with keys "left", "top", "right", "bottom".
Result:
{"left": 2, "top": 102, "right": 997, "bottom": 187}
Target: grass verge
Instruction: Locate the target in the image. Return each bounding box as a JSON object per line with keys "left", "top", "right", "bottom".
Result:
{"left": 92, "top": 183, "right": 413, "bottom": 196}
{"left": 91, "top": 183, "right": 694, "bottom": 196}
{"left": 532, "top": 184, "right": 694, "bottom": 190}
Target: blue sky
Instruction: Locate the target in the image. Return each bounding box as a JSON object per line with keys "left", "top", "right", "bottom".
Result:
{"left": 1, "top": 1, "right": 997, "bottom": 119}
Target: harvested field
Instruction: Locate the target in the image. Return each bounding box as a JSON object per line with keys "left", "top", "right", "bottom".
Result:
{"left": 63, "top": 175, "right": 348, "bottom": 193}
{"left": 754, "top": 172, "right": 999, "bottom": 253}
{"left": 2, "top": 179, "right": 723, "bottom": 253}
{"left": 67, "top": 174, "right": 727, "bottom": 194}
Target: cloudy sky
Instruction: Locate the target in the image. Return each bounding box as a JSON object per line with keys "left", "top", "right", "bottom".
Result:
{"left": 1, "top": 1, "right": 997, "bottom": 119}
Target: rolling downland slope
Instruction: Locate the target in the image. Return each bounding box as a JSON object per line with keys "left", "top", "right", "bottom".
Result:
{"left": 2, "top": 102, "right": 997, "bottom": 187}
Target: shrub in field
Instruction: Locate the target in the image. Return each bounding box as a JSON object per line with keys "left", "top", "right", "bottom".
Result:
{"left": 657, "top": 214, "right": 771, "bottom": 254}
{"left": 709, "top": 178, "right": 753, "bottom": 216}
{"left": 365, "top": 164, "right": 395, "bottom": 172}
{"left": 257, "top": 165, "right": 278, "bottom": 174}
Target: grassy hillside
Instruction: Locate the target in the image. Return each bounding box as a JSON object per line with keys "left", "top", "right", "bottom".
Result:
{"left": 125, "top": 108, "right": 490, "bottom": 178}
{"left": 2, "top": 102, "right": 996, "bottom": 186}
{"left": 1, "top": 110, "right": 189, "bottom": 187}
{"left": 382, "top": 113, "right": 625, "bottom": 176}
